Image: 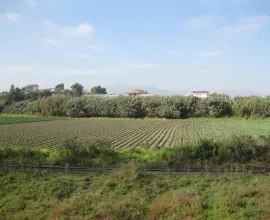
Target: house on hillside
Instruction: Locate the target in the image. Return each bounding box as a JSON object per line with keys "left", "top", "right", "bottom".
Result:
{"left": 0, "top": 92, "right": 9, "bottom": 97}
{"left": 185, "top": 91, "right": 229, "bottom": 98}
{"left": 127, "top": 89, "right": 152, "bottom": 96}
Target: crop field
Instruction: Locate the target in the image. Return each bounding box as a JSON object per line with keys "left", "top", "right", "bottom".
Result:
{"left": 1, "top": 118, "right": 270, "bottom": 150}
{"left": 0, "top": 115, "right": 57, "bottom": 125}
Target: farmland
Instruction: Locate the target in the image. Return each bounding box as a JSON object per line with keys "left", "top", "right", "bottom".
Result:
{"left": 0, "top": 114, "right": 57, "bottom": 125}
{"left": 1, "top": 117, "right": 270, "bottom": 150}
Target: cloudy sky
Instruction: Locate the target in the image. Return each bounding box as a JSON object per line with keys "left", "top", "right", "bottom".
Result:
{"left": 0, "top": 0, "right": 270, "bottom": 93}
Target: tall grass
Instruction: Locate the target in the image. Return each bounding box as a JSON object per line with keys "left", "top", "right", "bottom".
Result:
{"left": 1, "top": 135, "right": 270, "bottom": 169}
{"left": 1, "top": 167, "right": 270, "bottom": 219}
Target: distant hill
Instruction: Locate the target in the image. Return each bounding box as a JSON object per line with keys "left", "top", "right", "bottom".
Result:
{"left": 105, "top": 83, "right": 188, "bottom": 96}
{"left": 105, "top": 83, "right": 263, "bottom": 97}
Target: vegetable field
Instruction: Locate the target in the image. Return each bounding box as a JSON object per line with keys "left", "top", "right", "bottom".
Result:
{"left": 0, "top": 115, "right": 57, "bottom": 125}
{"left": 1, "top": 118, "right": 270, "bottom": 150}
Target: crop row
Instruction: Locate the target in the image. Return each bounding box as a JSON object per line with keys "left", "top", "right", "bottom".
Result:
{"left": 0, "top": 115, "right": 56, "bottom": 125}
{"left": 1, "top": 118, "right": 270, "bottom": 150}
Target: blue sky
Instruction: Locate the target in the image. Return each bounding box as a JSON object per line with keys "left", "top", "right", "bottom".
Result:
{"left": 0, "top": 0, "right": 270, "bottom": 94}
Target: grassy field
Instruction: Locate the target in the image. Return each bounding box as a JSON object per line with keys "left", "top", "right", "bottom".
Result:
{"left": 1, "top": 168, "right": 270, "bottom": 220}
{"left": 1, "top": 117, "right": 270, "bottom": 150}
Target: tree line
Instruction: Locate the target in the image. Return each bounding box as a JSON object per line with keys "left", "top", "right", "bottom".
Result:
{"left": 2, "top": 94, "right": 270, "bottom": 118}
{"left": 3, "top": 83, "right": 107, "bottom": 104}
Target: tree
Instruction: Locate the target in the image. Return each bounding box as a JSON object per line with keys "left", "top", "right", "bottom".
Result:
{"left": 8, "top": 84, "right": 16, "bottom": 101}
{"left": 39, "top": 89, "right": 52, "bottom": 98}
{"left": 71, "top": 83, "right": 84, "bottom": 97}
{"left": 24, "top": 91, "right": 39, "bottom": 100}
{"left": 10, "top": 84, "right": 15, "bottom": 93}
{"left": 21, "top": 84, "right": 39, "bottom": 93}
{"left": 91, "top": 85, "right": 107, "bottom": 94}
{"left": 55, "top": 83, "right": 64, "bottom": 90}
{"left": 14, "top": 87, "right": 24, "bottom": 101}
{"left": 7, "top": 85, "right": 24, "bottom": 102}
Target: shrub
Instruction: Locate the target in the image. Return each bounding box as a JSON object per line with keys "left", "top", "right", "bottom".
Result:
{"left": 148, "top": 191, "right": 201, "bottom": 219}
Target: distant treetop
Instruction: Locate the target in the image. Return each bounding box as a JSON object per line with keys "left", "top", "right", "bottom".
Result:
{"left": 91, "top": 85, "right": 107, "bottom": 94}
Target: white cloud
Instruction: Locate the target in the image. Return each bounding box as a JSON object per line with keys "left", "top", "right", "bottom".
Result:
{"left": 165, "top": 50, "right": 184, "bottom": 56}
{"left": 41, "top": 38, "right": 60, "bottom": 45}
{"left": 221, "top": 15, "right": 270, "bottom": 39}
{"left": 128, "top": 64, "right": 160, "bottom": 69}
{"left": 186, "top": 16, "right": 215, "bottom": 28}
{"left": 5, "top": 12, "right": 21, "bottom": 22}
{"left": 52, "top": 69, "right": 101, "bottom": 75}
{"left": 73, "top": 24, "right": 93, "bottom": 36}
{"left": 197, "top": 51, "right": 220, "bottom": 57}
{"left": 69, "top": 52, "right": 92, "bottom": 59}
{"left": 43, "top": 20, "right": 94, "bottom": 37}
{"left": 25, "top": 0, "right": 37, "bottom": 7}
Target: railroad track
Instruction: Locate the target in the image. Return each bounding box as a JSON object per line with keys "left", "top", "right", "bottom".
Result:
{"left": 1, "top": 165, "right": 270, "bottom": 175}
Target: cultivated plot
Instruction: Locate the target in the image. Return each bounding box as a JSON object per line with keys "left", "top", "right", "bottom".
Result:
{"left": 0, "top": 115, "right": 57, "bottom": 125}
{"left": 1, "top": 118, "right": 270, "bottom": 150}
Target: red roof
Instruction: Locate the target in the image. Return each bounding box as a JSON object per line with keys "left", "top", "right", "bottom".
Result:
{"left": 128, "top": 89, "right": 149, "bottom": 94}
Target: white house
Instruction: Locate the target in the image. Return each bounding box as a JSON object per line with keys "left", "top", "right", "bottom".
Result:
{"left": 185, "top": 91, "right": 229, "bottom": 98}
{"left": 185, "top": 91, "right": 212, "bottom": 98}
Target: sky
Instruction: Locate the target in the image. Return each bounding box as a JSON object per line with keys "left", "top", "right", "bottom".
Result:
{"left": 0, "top": 0, "right": 270, "bottom": 94}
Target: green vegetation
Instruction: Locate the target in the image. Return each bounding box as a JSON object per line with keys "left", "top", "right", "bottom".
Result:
{"left": 1, "top": 168, "right": 270, "bottom": 219}
{"left": 70, "top": 83, "right": 84, "bottom": 97}
{"left": 0, "top": 98, "right": 5, "bottom": 106}
{"left": 91, "top": 85, "right": 107, "bottom": 94}
{"left": 1, "top": 117, "right": 270, "bottom": 149}
{"left": 1, "top": 135, "right": 270, "bottom": 169}
{"left": 3, "top": 95, "right": 270, "bottom": 119}
{"left": 0, "top": 114, "right": 58, "bottom": 125}
{"left": 0, "top": 98, "right": 5, "bottom": 113}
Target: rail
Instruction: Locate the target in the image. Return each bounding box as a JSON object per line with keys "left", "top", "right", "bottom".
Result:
{"left": 1, "top": 165, "right": 270, "bottom": 175}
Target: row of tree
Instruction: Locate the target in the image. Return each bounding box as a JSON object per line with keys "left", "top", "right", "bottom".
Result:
{"left": 3, "top": 95, "right": 270, "bottom": 118}
{"left": 5, "top": 83, "right": 107, "bottom": 103}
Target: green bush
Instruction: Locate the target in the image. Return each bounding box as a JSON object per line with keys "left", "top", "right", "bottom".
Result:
{"left": 4, "top": 95, "right": 270, "bottom": 119}
{"left": 2, "top": 135, "right": 270, "bottom": 168}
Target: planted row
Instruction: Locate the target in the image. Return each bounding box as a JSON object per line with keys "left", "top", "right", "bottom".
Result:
{"left": 1, "top": 118, "right": 270, "bottom": 150}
